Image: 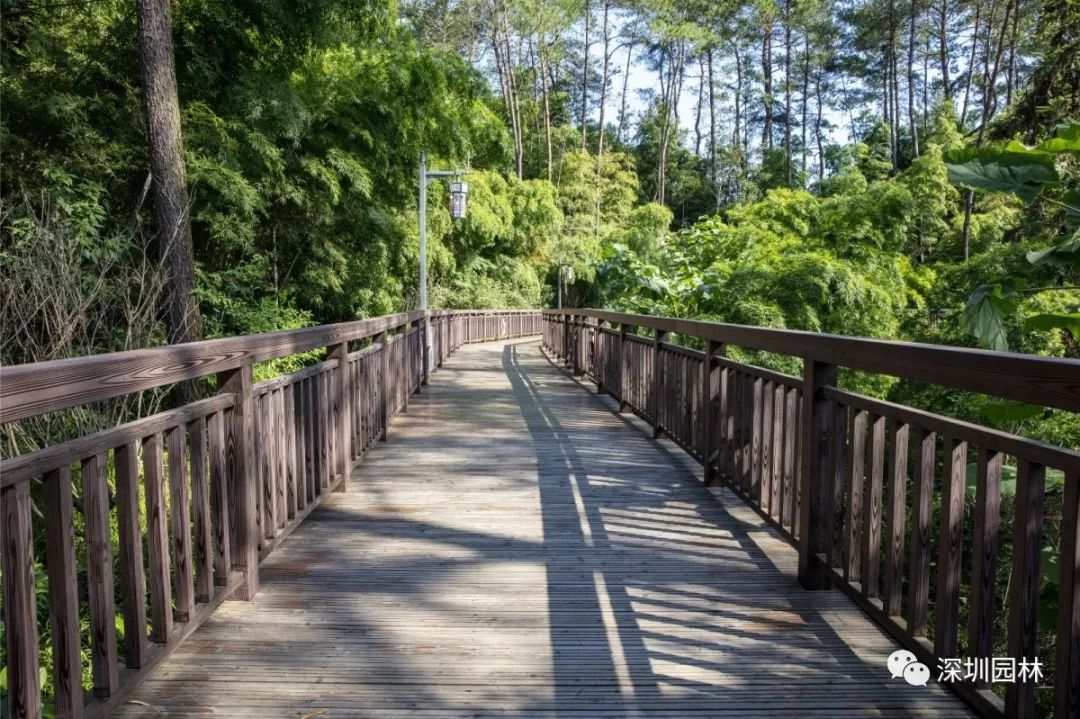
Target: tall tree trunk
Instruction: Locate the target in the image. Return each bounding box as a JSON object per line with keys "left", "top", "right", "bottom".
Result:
{"left": 1005, "top": 0, "right": 1021, "bottom": 105}
{"left": 801, "top": 34, "right": 810, "bottom": 185}
{"left": 924, "top": 33, "right": 931, "bottom": 121}
{"left": 984, "top": 0, "right": 1016, "bottom": 119}
{"left": 908, "top": 0, "right": 921, "bottom": 157}
{"left": 887, "top": 0, "right": 900, "bottom": 171}
{"left": 962, "top": 0, "right": 1014, "bottom": 259}
{"left": 709, "top": 45, "right": 719, "bottom": 207}
{"left": 595, "top": 0, "right": 611, "bottom": 235}
{"left": 961, "top": 3, "right": 982, "bottom": 124}
{"left": 815, "top": 68, "right": 825, "bottom": 180}
{"left": 938, "top": 0, "right": 951, "bottom": 102}
{"left": 694, "top": 53, "right": 705, "bottom": 157}
{"left": 501, "top": 11, "right": 524, "bottom": 178}
{"left": 783, "top": 0, "right": 793, "bottom": 186}
{"left": 539, "top": 36, "right": 553, "bottom": 181}
{"left": 581, "top": 0, "right": 590, "bottom": 149}
{"left": 617, "top": 41, "right": 634, "bottom": 145}
{"left": 762, "top": 24, "right": 774, "bottom": 150}
{"left": 137, "top": 0, "right": 202, "bottom": 355}
{"left": 732, "top": 41, "right": 743, "bottom": 151}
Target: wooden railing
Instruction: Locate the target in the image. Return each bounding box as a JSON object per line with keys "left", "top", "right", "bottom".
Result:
{"left": 543, "top": 309, "right": 1080, "bottom": 719}
{"left": 0, "top": 309, "right": 541, "bottom": 719}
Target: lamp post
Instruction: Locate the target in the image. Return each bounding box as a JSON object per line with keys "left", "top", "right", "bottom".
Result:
{"left": 419, "top": 151, "right": 468, "bottom": 383}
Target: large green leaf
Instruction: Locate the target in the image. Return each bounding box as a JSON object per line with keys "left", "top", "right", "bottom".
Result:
{"left": 1026, "top": 230, "right": 1080, "bottom": 269}
{"left": 1033, "top": 123, "right": 1080, "bottom": 154}
{"left": 959, "top": 280, "right": 1025, "bottom": 351}
{"left": 1024, "top": 311, "right": 1080, "bottom": 340}
{"left": 944, "top": 147, "right": 1059, "bottom": 202}
{"left": 977, "top": 400, "right": 1048, "bottom": 423}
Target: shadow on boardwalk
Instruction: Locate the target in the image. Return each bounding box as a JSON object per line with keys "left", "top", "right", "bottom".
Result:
{"left": 116, "top": 339, "right": 974, "bottom": 718}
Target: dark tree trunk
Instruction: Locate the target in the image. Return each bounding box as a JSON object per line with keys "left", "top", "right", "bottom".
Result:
{"left": 617, "top": 41, "right": 634, "bottom": 145}
{"left": 961, "top": 3, "right": 983, "bottom": 124}
{"left": 137, "top": 0, "right": 202, "bottom": 356}
{"left": 908, "top": 0, "right": 920, "bottom": 157}
{"left": 762, "top": 24, "right": 774, "bottom": 150}
{"left": 783, "top": 0, "right": 793, "bottom": 185}
{"left": 581, "top": 0, "right": 590, "bottom": 149}
{"left": 939, "top": 0, "right": 951, "bottom": 102}
{"left": 801, "top": 34, "right": 810, "bottom": 185}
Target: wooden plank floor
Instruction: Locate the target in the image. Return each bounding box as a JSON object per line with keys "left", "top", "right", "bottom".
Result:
{"left": 119, "top": 339, "right": 975, "bottom": 718}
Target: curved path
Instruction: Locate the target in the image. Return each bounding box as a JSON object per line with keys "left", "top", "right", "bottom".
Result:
{"left": 118, "top": 339, "right": 974, "bottom": 718}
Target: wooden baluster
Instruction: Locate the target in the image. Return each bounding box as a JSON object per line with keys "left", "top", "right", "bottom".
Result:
{"left": 862, "top": 414, "right": 885, "bottom": 598}
{"left": 843, "top": 409, "right": 867, "bottom": 584}
{"left": 143, "top": 433, "right": 174, "bottom": 639}
{"left": 796, "top": 359, "right": 838, "bottom": 589}
{"left": 935, "top": 437, "right": 967, "bottom": 658}
{"left": 907, "top": 427, "right": 936, "bottom": 637}
{"left": 770, "top": 384, "right": 785, "bottom": 519}
{"left": 328, "top": 341, "right": 351, "bottom": 490}
{"left": 190, "top": 417, "right": 214, "bottom": 603}
{"left": 320, "top": 369, "right": 331, "bottom": 487}
{"left": 967, "top": 446, "right": 1002, "bottom": 683}
{"left": 751, "top": 376, "right": 763, "bottom": 502}
{"left": 2, "top": 477, "right": 40, "bottom": 719}
{"left": 115, "top": 441, "right": 149, "bottom": 666}
{"left": 652, "top": 330, "right": 667, "bottom": 437}
{"left": 826, "top": 401, "right": 848, "bottom": 570}
{"left": 760, "top": 380, "right": 774, "bottom": 510}
{"left": 377, "top": 331, "right": 389, "bottom": 441}
{"left": 218, "top": 360, "right": 258, "bottom": 600}
{"left": 43, "top": 467, "right": 82, "bottom": 718}
{"left": 618, "top": 324, "right": 634, "bottom": 413}
{"left": 794, "top": 393, "right": 804, "bottom": 538}
{"left": 208, "top": 411, "right": 232, "bottom": 586}
{"left": 883, "top": 420, "right": 909, "bottom": 617}
{"left": 275, "top": 390, "right": 287, "bottom": 523}
{"left": 782, "top": 387, "right": 798, "bottom": 529}
{"left": 1006, "top": 460, "right": 1046, "bottom": 718}
{"left": 166, "top": 425, "right": 195, "bottom": 621}
{"left": 82, "top": 453, "right": 119, "bottom": 696}
{"left": 304, "top": 377, "right": 316, "bottom": 502}
{"left": 252, "top": 395, "right": 265, "bottom": 544}
{"left": 1057, "top": 468, "right": 1080, "bottom": 719}
{"left": 285, "top": 383, "right": 298, "bottom": 517}
{"left": 702, "top": 340, "right": 722, "bottom": 485}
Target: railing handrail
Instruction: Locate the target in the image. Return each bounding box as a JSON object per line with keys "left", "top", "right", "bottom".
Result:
{"left": 543, "top": 308, "right": 1080, "bottom": 413}
{"left": 0, "top": 309, "right": 537, "bottom": 424}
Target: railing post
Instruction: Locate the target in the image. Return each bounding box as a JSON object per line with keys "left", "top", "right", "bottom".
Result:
{"left": 2, "top": 478, "right": 41, "bottom": 719}
{"left": 565, "top": 310, "right": 574, "bottom": 364}
{"left": 380, "top": 330, "right": 391, "bottom": 440}
{"left": 218, "top": 361, "right": 258, "bottom": 600}
{"left": 572, "top": 315, "right": 583, "bottom": 374}
{"left": 651, "top": 329, "right": 669, "bottom": 438}
{"left": 798, "top": 358, "right": 838, "bottom": 590}
{"left": 1057, "top": 468, "right": 1080, "bottom": 719}
{"left": 595, "top": 320, "right": 607, "bottom": 393}
{"left": 421, "top": 312, "right": 431, "bottom": 386}
{"left": 702, "top": 340, "right": 725, "bottom": 485}
{"left": 618, "top": 324, "right": 634, "bottom": 413}
{"left": 327, "top": 341, "right": 350, "bottom": 491}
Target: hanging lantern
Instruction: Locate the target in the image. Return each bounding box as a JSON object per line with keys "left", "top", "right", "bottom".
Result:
{"left": 449, "top": 181, "right": 469, "bottom": 219}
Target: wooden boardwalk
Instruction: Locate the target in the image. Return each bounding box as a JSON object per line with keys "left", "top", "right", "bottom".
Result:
{"left": 118, "top": 339, "right": 975, "bottom": 718}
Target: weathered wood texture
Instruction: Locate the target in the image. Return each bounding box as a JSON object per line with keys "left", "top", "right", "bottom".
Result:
{"left": 545, "top": 311, "right": 1080, "bottom": 719}
{"left": 115, "top": 340, "right": 972, "bottom": 718}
